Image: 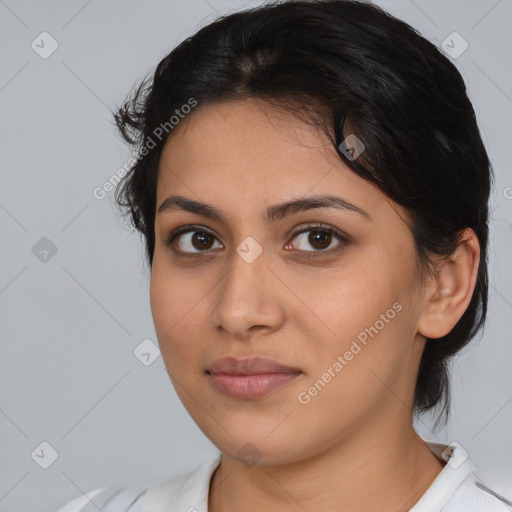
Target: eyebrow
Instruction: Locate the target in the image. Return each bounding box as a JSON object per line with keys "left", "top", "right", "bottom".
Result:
{"left": 157, "top": 194, "right": 371, "bottom": 223}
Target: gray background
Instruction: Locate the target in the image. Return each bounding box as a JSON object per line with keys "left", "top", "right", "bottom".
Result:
{"left": 0, "top": 0, "right": 511, "bottom": 510}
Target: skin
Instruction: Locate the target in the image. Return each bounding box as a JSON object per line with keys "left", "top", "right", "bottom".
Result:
{"left": 149, "top": 98, "right": 481, "bottom": 512}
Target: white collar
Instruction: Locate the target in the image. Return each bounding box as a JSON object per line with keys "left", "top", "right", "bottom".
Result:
{"left": 410, "top": 441, "right": 476, "bottom": 511}
{"left": 141, "top": 453, "right": 221, "bottom": 512}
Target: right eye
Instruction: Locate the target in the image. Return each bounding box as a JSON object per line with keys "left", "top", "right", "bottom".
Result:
{"left": 165, "top": 225, "right": 224, "bottom": 255}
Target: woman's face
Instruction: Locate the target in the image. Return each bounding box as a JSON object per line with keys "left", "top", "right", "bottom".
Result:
{"left": 150, "top": 99, "right": 429, "bottom": 465}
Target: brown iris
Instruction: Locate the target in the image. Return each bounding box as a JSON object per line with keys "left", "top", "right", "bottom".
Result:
{"left": 307, "top": 229, "right": 331, "bottom": 250}
{"left": 191, "top": 231, "right": 215, "bottom": 250}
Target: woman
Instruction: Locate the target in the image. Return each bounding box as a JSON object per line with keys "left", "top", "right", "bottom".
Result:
{"left": 54, "top": 0, "right": 511, "bottom": 510}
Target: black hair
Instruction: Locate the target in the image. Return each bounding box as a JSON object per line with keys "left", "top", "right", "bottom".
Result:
{"left": 112, "top": 0, "right": 493, "bottom": 427}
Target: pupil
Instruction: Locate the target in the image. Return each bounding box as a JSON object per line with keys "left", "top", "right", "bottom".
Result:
{"left": 310, "top": 230, "right": 330, "bottom": 249}
{"left": 193, "top": 231, "right": 213, "bottom": 250}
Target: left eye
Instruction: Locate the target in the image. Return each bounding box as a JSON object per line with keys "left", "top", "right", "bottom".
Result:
{"left": 286, "top": 224, "right": 346, "bottom": 253}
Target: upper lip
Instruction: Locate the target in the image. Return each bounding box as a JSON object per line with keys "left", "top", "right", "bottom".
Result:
{"left": 207, "top": 356, "right": 302, "bottom": 375}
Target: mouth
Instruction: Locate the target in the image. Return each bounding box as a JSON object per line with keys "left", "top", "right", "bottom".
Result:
{"left": 206, "top": 372, "right": 302, "bottom": 399}
{"left": 206, "top": 356, "right": 303, "bottom": 399}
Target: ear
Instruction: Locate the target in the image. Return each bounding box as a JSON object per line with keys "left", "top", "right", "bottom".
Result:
{"left": 417, "top": 228, "right": 481, "bottom": 339}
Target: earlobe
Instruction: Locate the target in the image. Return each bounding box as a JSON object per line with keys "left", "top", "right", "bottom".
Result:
{"left": 417, "top": 228, "right": 480, "bottom": 340}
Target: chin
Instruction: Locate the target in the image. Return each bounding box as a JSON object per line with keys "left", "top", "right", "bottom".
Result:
{"left": 208, "top": 430, "right": 308, "bottom": 467}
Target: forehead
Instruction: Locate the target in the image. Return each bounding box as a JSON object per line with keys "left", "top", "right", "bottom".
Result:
{"left": 155, "top": 99, "right": 400, "bottom": 224}
{"left": 158, "top": 99, "right": 334, "bottom": 175}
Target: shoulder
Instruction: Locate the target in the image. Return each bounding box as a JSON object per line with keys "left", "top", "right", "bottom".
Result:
{"left": 52, "top": 484, "right": 148, "bottom": 512}
{"left": 141, "top": 453, "right": 222, "bottom": 510}
{"left": 52, "top": 454, "right": 222, "bottom": 512}
{"left": 442, "top": 472, "right": 512, "bottom": 511}
{"left": 413, "top": 441, "right": 512, "bottom": 512}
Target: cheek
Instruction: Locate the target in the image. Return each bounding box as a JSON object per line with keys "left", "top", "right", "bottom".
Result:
{"left": 291, "top": 251, "right": 414, "bottom": 369}
{"left": 149, "top": 262, "right": 217, "bottom": 378}
{"left": 150, "top": 265, "right": 191, "bottom": 361}
{"left": 150, "top": 257, "right": 200, "bottom": 334}
{"left": 291, "top": 259, "right": 397, "bottom": 331}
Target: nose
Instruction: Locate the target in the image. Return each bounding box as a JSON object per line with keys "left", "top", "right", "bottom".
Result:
{"left": 208, "top": 248, "right": 285, "bottom": 340}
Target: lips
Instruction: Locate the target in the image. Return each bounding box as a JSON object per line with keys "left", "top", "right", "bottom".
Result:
{"left": 205, "top": 356, "right": 303, "bottom": 399}
{"left": 206, "top": 356, "right": 302, "bottom": 376}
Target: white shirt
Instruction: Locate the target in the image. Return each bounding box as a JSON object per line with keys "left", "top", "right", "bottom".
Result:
{"left": 53, "top": 441, "right": 512, "bottom": 512}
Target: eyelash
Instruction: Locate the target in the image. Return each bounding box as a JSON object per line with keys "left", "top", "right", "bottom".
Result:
{"left": 164, "top": 223, "right": 350, "bottom": 259}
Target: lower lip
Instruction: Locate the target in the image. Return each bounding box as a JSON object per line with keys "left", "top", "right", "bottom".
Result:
{"left": 208, "top": 372, "right": 301, "bottom": 399}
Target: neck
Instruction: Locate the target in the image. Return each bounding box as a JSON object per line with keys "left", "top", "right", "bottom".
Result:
{"left": 208, "top": 417, "right": 444, "bottom": 512}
